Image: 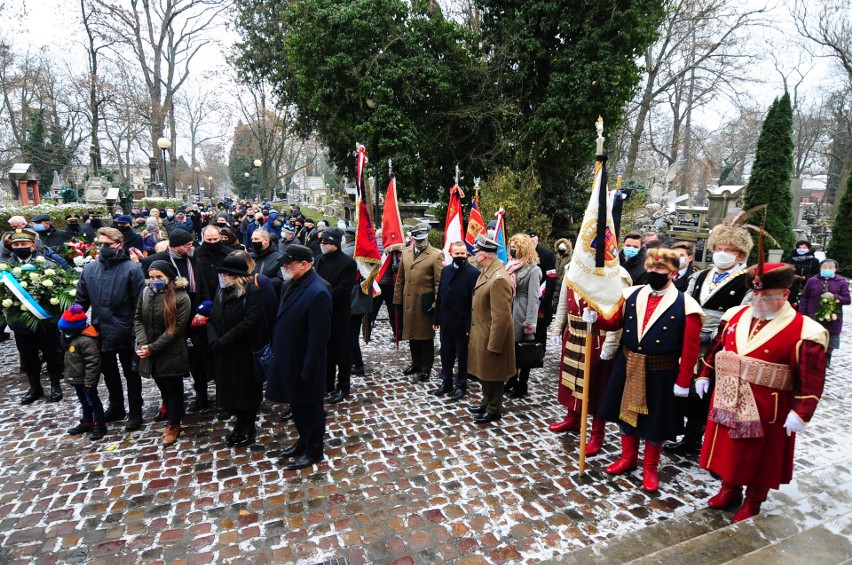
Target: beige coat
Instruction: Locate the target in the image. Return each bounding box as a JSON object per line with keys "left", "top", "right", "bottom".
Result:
{"left": 393, "top": 243, "right": 443, "bottom": 340}
{"left": 467, "top": 260, "right": 516, "bottom": 381}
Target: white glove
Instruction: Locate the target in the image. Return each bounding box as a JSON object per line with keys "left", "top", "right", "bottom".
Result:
{"left": 783, "top": 411, "right": 806, "bottom": 436}
{"left": 601, "top": 351, "right": 614, "bottom": 361}
{"left": 549, "top": 335, "right": 562, "bottom": 347}
{"left": 695, "top": 379, "right": 710, "bottom": 399}
{"left": 581, "top": 307, "right": 598, "bottom": 324}
{"left": 673, "top": 384, "right": 690, "bottom": 397}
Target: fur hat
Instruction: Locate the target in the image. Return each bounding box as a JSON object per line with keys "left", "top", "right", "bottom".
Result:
{"left": 746, "top": 263, "right": 796, "bottom": 291}
{"left": 58, "top": 304, "right": 88, "bottom": 334}
{"left": 706, "top": 224, "right": 753, "bottom": 256}
{"left": 643, "top": 248, "right": 680, "bottom": 273}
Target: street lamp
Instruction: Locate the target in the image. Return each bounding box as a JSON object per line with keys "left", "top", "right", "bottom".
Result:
{"left": 253, "top": 159, "right": 262, "bottom": 200}
{"left": 208, "top": 176, "right": 213, "bottom": 198}
{"left": 194, "top": 166, "right": 201, "bottom": 199}
{"left": 157, "top": 137, "right": 171, "bottom": 197}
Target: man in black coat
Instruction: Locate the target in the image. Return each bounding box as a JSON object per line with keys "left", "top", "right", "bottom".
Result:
{"left": 250, "top": 228, "right": 284, "bottom": 296}
{"left": 114, "top": 215, "right": 144, "bottom": 253}
{"left": 314, "top": 227, "right": 357, "bottom": 404}
{"left": 266, "top": 245, "right": 332, "bottom": 470}
{"left": 529, "top": 230, "right": 557, "bottom": 344}
{"left": 619, "top": 231, "right": 648, "bottom": 286}
{"left": 30, "top": 214, "right": 69, "bottom": 249}
{"left": 142, "top": 228, "right": 213, "bottom": 413}
{"left": 431, "top": 241, "right": 479, "bottom": 401}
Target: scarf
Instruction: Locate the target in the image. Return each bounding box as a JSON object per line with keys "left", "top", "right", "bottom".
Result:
{"left": 168, "top": 249, "right": 196, "bottom": 293}
{"left": 505, "top": 258, "right": 525, "bottom": 292}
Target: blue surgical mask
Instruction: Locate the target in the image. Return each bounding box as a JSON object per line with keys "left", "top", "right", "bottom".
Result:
{"left": 623, "top": 247, "right": 639, "bottom": 259}
{"left": 796, "top": 248, "right": 809, "bottom": 255}
{"left": 166, "top": 212, "right": 174, "bottom": 219}
{"left": 33, "top": 223, "right": 46, "bottom": 232}
{"left": 150, "top": 279, "right": 168, "bottom": 293}
{"left": 821, "top": 269, "right": 835, "bottom": 279}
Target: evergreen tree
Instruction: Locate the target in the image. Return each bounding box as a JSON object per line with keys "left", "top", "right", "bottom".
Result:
{"left": 743, "top": 92, "right": 796, "bottom": 253}
{"left": 22, "top": 109, "right": 74, "bottom": 189}
{"left": 826, "top": 167, "right": 852, "bottom": 270}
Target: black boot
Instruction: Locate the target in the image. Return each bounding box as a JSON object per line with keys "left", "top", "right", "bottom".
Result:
{"left": 67, "top": 421, "right": 94, "bottom": 435}
{"left": 125, "top": 410, "right": 143, "bottom": 431}
{"left": 429, "top": 380, "right": 453, "bottom": 396}
{"left": 49, "top": 382, "right": 63, "bottom": 402}
{"left": 103, "top": 404, "right": 126, "bottom": 422}
{"left": 664, "top": 432, "right": 703, "bottom": 455}
{"left": 90, "top": 423, "right": 107, "bottom": 441}
{"left": 448, "top": 387, "right": 467, "bottom": 401}
{"left": 509, "top": 370, "right": 529, "bottom": 399}
{"left": 21, "top": 386, "right": 44, "bottom": 405}
{"left": 504, "top": 376, "right": 518, "bottom": 394}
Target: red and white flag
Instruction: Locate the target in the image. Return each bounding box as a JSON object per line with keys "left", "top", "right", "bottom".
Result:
{"left": 353, "top": 144, "right": 382, "bottom": 292}
{"left": 375, "top": 174, "right": 404, "bottom": 288}
{"left": 442, "top": 184, "right": 465, "bottom": 264}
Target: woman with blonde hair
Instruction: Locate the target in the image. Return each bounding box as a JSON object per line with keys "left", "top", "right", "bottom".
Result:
{"left": 134, "top": 260, "right": 191, "bottom": 446}
{"left": 504, "top": 234, "right": 541, "bottom": 398}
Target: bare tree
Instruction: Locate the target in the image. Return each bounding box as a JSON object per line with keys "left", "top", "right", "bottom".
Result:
{"left": 80, "top": 0, "right": 118, "bottom": 172}
{"left": 99, "top": 61, "right": 151, "bottom": 183}
{"left": 176, "top": 87, "right": 225, "bottom": 169}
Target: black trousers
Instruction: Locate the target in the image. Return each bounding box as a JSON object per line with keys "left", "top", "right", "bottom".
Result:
{"left": 101, "top": 347, "right": 143, "bottom": 414}
{"left": 326, "top": 329, "right": 352, "bottom": 393}
{"left": 677, "top": 390, "right": 712, "bottom": 436}
{"left": 439, "top": 328, "right": 469, "bottom": 389}
{"left": 188, "top": 328, "right": 210, "bottom": 402}
{"left": 154, "top": 377, "right": 184, "bottom": 425}
{"left": 291, "top": 403, "right": 326, "bottom": 459}
{"left": 350, "top": 315, "right": 364, "bottom": 369}
{"left": 234, "top": 406, "right": 258, "bottom": 433}
{"left": 409, "top": 339, "right": 434, "bottom": 373}
{"left": 15, "top": 325, "right": 64, "bottom": 390}
{"left": 371, "top": 283, "right": 399, "bottom": 338}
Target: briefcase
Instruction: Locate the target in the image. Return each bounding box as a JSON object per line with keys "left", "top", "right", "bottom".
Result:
{"left": 515, "top": 341, "right": 545, "bottom": 369}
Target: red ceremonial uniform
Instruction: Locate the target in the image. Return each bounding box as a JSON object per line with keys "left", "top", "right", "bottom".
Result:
{"left": 699, "top": 304, "right": 827, "bottom": 490}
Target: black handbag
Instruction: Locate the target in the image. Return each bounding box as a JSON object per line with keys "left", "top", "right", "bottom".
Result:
{"left": 351, "top": 285, "right": 373, "bottom": 316}
{"left": 253, "top": 343, "right": 272, "bottom": 383}
{"left": 515, "top": 340, "right": 545, "bottom": 369}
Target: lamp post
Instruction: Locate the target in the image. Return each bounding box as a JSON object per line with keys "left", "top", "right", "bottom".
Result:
{"left": 194, "top": 166, "right": 201, "bottom": 200}
{"left": 208, "top": 176, "right": 213, "bottom": 199}
{"left": 157, "top": 137, "right": 171, "bottom": 197}
{"left": 253, "top": 159, "right": 262, "bottom": 201}
{"left": 244, "top": 171, "right": 251, "bottom": 199}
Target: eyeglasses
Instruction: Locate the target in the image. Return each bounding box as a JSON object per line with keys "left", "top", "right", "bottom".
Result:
{"left": 320, "top": 239, "right": 334, "bottom": 244}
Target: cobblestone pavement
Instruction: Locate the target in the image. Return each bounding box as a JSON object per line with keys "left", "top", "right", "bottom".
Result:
{"left": 0, "top": 305, "right": 850, "bottom": 564}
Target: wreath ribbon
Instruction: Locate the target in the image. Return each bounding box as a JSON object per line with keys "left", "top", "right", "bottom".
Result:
{"left": 0, "top": 271, "right": 52, "bottom": 320}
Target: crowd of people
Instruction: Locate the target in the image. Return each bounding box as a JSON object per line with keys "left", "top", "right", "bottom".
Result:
{"left": 0, "top": 200, "right": 847, "bottom": 510}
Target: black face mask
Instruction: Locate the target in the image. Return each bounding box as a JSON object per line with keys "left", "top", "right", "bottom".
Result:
{"left": 11, "top": 247, "right": 32, "bottom": 260}
{"left": 117, "top": 225, "right": 131, "bottom": 233}
{"left": 452, "top": 256, "right": 467, "bottom": 268}
{"left": 646, "top": 271, "right": 670, "bottom": 291}
{"left": 67, "top": 223, "right": 80, "bottom": 234}
{"left": 509, "top": 248, "right": 517, "bottom": 258}
{"left": 206, "top": 241, "right": 223, "bottom": 251}
{"left": 99, "top": 246, "right": 118, "bottom": 260}
{"left": 251, "top": 241, "right": 265, "bottom": 254}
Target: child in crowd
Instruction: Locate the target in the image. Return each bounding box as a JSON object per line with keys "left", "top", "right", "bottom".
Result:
{"left": 61, "top": 304, "right": 106, "bottom": 441}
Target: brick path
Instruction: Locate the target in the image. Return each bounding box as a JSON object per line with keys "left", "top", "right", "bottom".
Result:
{"left": 0, "top": 305, "right": 849, "bottom": 564}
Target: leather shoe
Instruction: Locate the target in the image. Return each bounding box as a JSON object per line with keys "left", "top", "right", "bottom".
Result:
{"left": 467, "top": 405, "right": 486, "bottom": 415}
{"left": 124, "top": 412, "right": 143, "bottom": 431}
{"left": 474, "top": 412, "right": 502, "bottom": 424}
{"left": 49, "top": 384, "right": 63, "bottom": 402}
{"left": 402, "top": 365, "right": 419, "bottom": 376}
{"left": 328, "top": 389, "right": 350, "bottom": 404}
{"left": 231, "top": 428, "right": 255, "bottom": 448}
{"left": 278, "top": 443, "right": 305, "bottom": 459}
{"left": 447, "top": 388, "right": 467, "bottom": 401}
{"left": 216, "top": 409, "right": 233, "bottom": 420}
{"left": 351, "top": 364, "right": 366, "bottom": 377}
{"left": 190, "top": 399, "right": 210, "bottom": 413}
{"left": 429, "top": 381, "right": 452, "bottom": 396}
{"left": 417, "top": 372, "right": 431, "bottom": 382}
{"left": 103, "top": 405, "right": 126, "bottom": 422}
{"left": 21, "top": 387, "right": 44, "bottom": 405}
{"left": 280, "top": 409, "right": 293, "bottom": 421}
{"left": 664, "top": 433, "right": 702, "bottom": 455}
{"left": 286, "top": 454, "right": 322, "bottom": 470}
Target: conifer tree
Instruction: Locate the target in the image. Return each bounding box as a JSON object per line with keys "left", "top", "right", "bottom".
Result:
{"left": 743, "top": 92, "right": 796, "bottom": 253}
{"left": 826, "top": 167, "right": 852, "bottom": 270}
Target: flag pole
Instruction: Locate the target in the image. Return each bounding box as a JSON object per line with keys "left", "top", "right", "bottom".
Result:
{"left": 579, "top": 117, "right": 606, "bottom": 475}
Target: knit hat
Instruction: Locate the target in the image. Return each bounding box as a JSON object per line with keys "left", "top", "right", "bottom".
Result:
{"left": 148, "top": 260, "right": 177, "bottom": 281}
{"left": 116, "top": 215, "right": 133, "bottom": 224}
{"left": 643, "top": 248, "right": 680, "bottom": 273}
{"left": 58, "top": 304, "right": 88, "bottom": 334}
{"left": 196, "top": 300, "right": 213, "bottom": 317}
{"left": 168, "top": 228, "right": 194, "bottom": 247}
{"left": 321, "top": 227, "right": 344, "bottom": 247}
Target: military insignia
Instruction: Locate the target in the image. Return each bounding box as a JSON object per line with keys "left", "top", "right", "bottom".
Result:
{"left": 69, "top": 345, "right": 76, "bottom": 353}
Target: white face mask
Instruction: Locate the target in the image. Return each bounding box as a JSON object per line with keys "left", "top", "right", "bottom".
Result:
{"left": 713, "top": 251, "right": 738, "bottom": 270}
{"left": 752, "top": 296, "right": 784, "bottom": 320}
{"left": 796, "top": 248, "right": 809, "bottom": 255}
{"left": 218, "top": 274, "right": 232, "bottom": 288}
{"left": 280, "top": 267, "right": 294, "bottom": 282}
{"left": 679, "top": 257, "right": 687, "bottom": 268}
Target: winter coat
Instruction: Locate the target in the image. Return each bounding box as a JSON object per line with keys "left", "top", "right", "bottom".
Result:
{"left": 75, "top": 251, "right": 146, "bottom": 351}
{"left": 62, "top": 326, "right": 101, "bottom": 386}
{"left": 142, "top": 250, "right": 210, "bottom": 312}
{"left": 535, "top": 244, "right": 557, "bottom": 327}
{"left": 251, "top": 246, "right": 284, "bottom": 295}
{"left": 265, "top": 269, "right": 332, "bottom": 406}
{"left": 120, "top": 229, "right": 144, "bottom": 253}
{"left": 433, "top": 261, "right": 479, "bottom": 334}
{"left": 315, "top": 248, "right": 357, "bottom": 330}
{"left": 511, "top": 263, "right": 541, "bottom": 341}
{"left": 192, "top": 241, "right": 235, "bottom": 301}
{"left": 467, "top": 260, "right": 516, "bottom": 381}
{"left": 798, "top": 274, "right": 851, "bottom": 335}
{"left": 393, "top": 243, "right": 443, "bottom": 340}
{"left": 207, "top": 283, "right": 267, "bottom": 410}
{"left": 40, "top": 226, "right": 69, "bottom": 249}
{"left": 554, "top": 238, "right": 573, "bottom": 284}
{"left": 619, "top": 247, "right": 648, "bottom": 286}
{"left": 134, "top": 287, "right": 191, "bottom": 378}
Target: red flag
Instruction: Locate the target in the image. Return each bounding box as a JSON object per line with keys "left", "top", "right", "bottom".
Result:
{"left": 464, "top": 199, "right": 485, "bottom": 252}
{"left": 442, "top": 184, "right": 465, "bottom": 264}
{"left": 353, "top": 144, "right": 381, "bottom": 292}
{"left": 380, "top": 175, "right": 404, "bottom": 253}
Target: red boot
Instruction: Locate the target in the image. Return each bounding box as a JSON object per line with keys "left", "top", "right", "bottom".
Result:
{"left": 549, "top": 410, "right": 581, "bottom": 433}
{"left": 642, "top": 441, "right": 663, "bottom": 492}
{"left": 584, "top": 418, "right": 606, "bottom": 456}
{"left": 708, "top": 482, "right": 743, "bottom": 509}
{"left": 606, "top": 435, "right": 640, "bottom": 475}
{"left": 732, "top": 485, "right": 769, "bottom": 523}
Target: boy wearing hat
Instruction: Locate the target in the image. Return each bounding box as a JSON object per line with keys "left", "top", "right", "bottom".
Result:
{"left": 393, "top": 223, "right": 443, "bottom": 382}
{"left": 60, "top": 305, "right": 107, "bottom": 440}
{"left": 592, "top": 248, "right": 704, "bottom": 492}
{"left": 696, "top": 263, "right": 828, "bottom": 523}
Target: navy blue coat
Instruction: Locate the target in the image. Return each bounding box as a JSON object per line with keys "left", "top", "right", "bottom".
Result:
{"left": 433, "top": 261, "right": 479, "bottom": 334}
{"left": 265, "top": 269, "right": 332, "bottom": 406}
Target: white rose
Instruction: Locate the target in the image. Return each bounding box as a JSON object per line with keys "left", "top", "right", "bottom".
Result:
{"left": 12, "top": 267, "right": 21, "bottom": 276}
{"left": 19, "top": 281, "right": 27, "bottom": 288}
{"left": 0, "top": 263, "right": 9, "bottom": 271}
{"left": 41, "top": 279, "right": 54, "bottom": 288}
{"left": 19, "top": 303, "right": 27, "bottom": 311}
{"left": 34, "top": 256, "right": 46, "bottom": 264}
{"left": 1, "top": 299, "right": 12, "bottom": 308}
{"left": 73, "top": 256, "right": 84, "bottom": 267}
{"left": 68, "top": 289, "right": 76, "bottom": 297}
{"left": 44, "top": 269, "right": 55, "bottom": 276}
{"left": 832, "top": 314, "right": 838, "bottom": 321}
{"left": 49, "top": 297, "right": 60, "bottom": 305}
{"left": 29, "top": 272, "right": 39, "bottom": 281}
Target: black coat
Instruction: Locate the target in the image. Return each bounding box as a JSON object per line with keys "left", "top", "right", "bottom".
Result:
{"left": 265, "top": 269, "right": 332, "bottom": 406}
{"left": 536, "top": 244, "right": 557, "bottom": 326}
{"left": 193, "top": 242, "right": 234, "bottom": 301}
{"left": 619, "top": 248, "right": 648, "bottom": 286}
{"left": 314, "top": 249, "right": 357, "bottom": 327}
{"left": 75, "top": 252, "right": 146, "bottom": 352}
{"left": 433, "top": 262, "right": 478, "bottom": 334}
{"left": 40, "top": 227, "right": 69, "bottom": 248}
{"left": 251, "top": 246, "right": 284, "bottom": 295}
{"left": 120, "top": 229, "right": 144, "bottom": 253}
{"left": 207, "top": 283, "right": 267, "bottom": 410}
